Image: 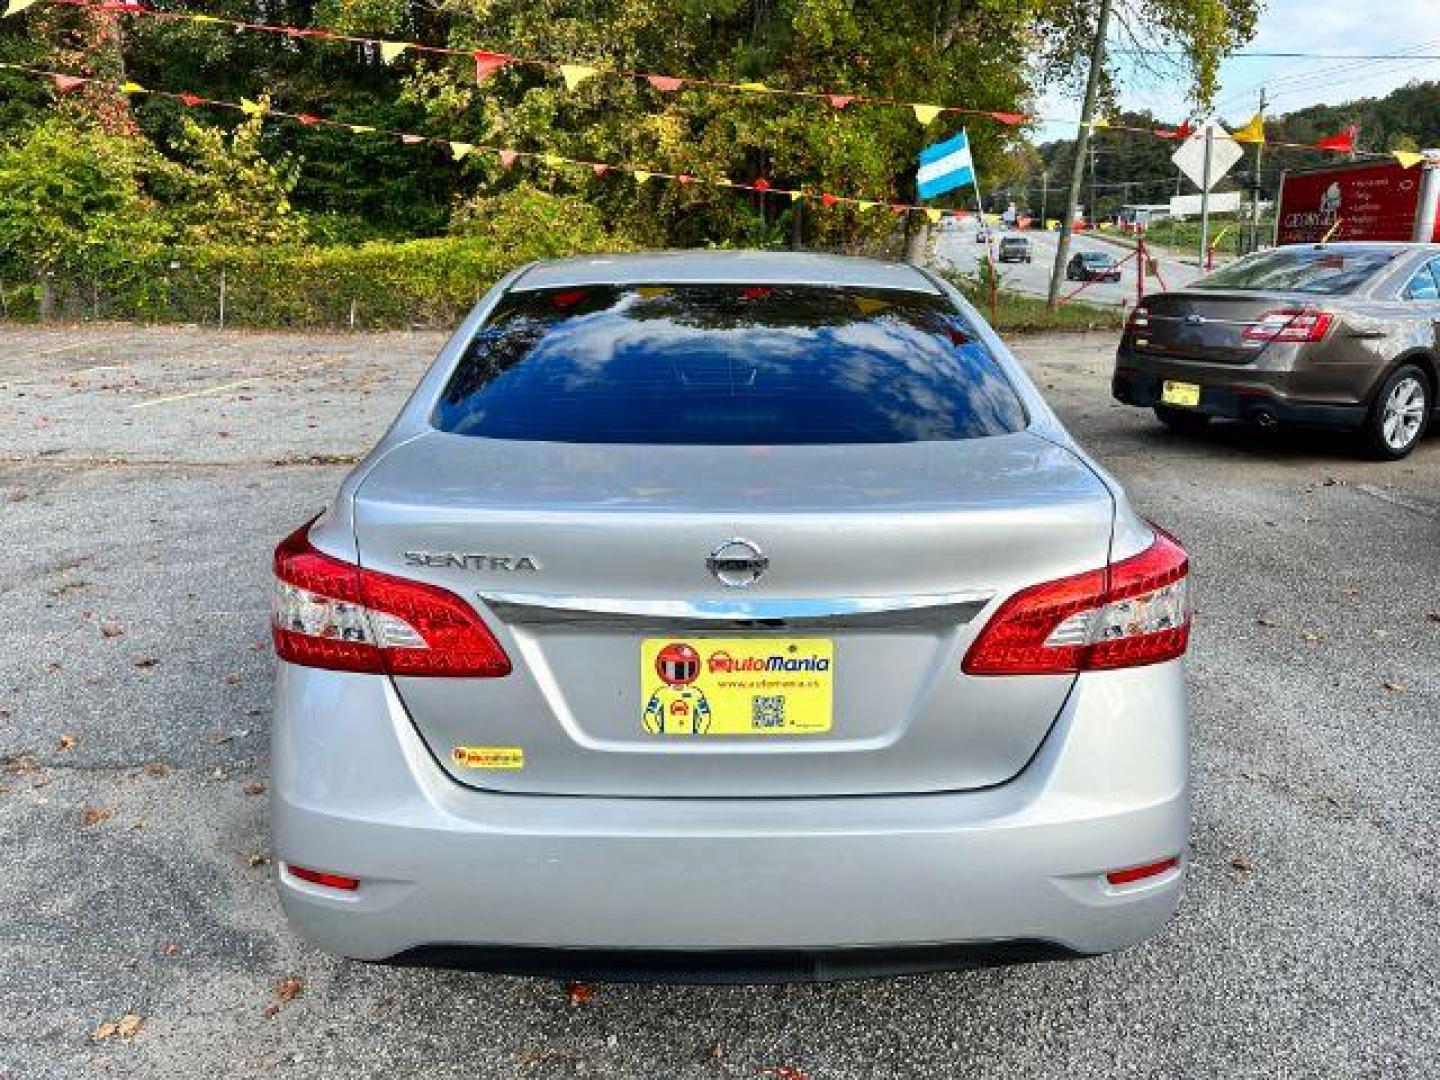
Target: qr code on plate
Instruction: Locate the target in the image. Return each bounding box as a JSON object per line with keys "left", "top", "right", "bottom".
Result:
{"left": 751, "top": 695, "right": 786, "bottom": 729}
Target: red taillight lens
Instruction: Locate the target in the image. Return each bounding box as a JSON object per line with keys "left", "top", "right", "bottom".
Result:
{"left": 962, "top": 526, "right": 1190, "bottom": 676}
{"left": 285, "top": 864, "right": 360, "bottom": 891}
{"left": 1105, "top": 856, "right": 1180, "bottom": 886}
{"left": 271, "top": 520, "right": 512, "bottom": 677}
{"left": 1241, "top": 307, "right": 1333, "bottom": 344}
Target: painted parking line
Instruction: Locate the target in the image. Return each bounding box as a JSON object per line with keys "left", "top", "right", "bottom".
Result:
{"left": 128, "top": 357, "right": 345, "bottom": 409}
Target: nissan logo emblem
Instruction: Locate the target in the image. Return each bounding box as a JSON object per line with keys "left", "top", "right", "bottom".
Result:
{"left": 706, "top": 538, "right": 768, "bottom": 588}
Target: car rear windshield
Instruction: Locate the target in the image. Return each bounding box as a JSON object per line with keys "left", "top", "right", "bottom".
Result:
{"left": 432, "top": 284, "right": 1027, "bottom": 445}
{"left": 1194, "top": 247, "right": 1396, "bottom": 294}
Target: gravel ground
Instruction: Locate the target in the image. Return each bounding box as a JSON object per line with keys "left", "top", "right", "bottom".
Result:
{"left": 1, "top": 323, "right": 1436, "bottom": 1079}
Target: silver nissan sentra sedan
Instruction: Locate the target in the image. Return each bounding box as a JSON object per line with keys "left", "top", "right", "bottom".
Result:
{"left": 270, "top": 251, "right": 1191, "bottom": 981}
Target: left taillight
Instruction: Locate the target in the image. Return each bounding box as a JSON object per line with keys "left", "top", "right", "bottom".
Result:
{"left": 962, "top": 525, "right": 1190, "bottom": 676}
{"left": 1241, "top": 307, "right": 1333, "bottom": 344}
{"left": 270, "top": 519, "right": 512, "bottom": 677}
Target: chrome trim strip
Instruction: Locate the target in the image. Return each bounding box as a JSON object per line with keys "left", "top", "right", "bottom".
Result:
{"left": 478, "top": 590, "right": 994, "bottom": 629}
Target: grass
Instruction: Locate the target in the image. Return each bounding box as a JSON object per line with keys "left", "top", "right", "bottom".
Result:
{"left": 938, "top": 268, "right": 1126, "bottom": 332}
{"left": 1140, "top": 216, "right": 1274, "bottom": 256}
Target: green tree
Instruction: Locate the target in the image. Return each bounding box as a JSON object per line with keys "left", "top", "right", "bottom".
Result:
{"left": 167, "top": 103, "right": 307, "bottom": 246}
{"left": 0, "top": 118, "right": 168, "bottom": 314}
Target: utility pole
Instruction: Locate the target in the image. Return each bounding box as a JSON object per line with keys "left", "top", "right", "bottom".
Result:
{"left": 1089, "top": 142, "right": 1099, "bottom": 226}
{"left": 1197, "top": 124, "right": 1214, "bottom": 268}
{"left": 1039, "top": 167, "right": 1049, "bottom": 228}
{"left": 1248, "top": 87, "right": 1266, "bottom": 254}
{"left": 1047, "top": 0, "right": 1112, "bottom": 307}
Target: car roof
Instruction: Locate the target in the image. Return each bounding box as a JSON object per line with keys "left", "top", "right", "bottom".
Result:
{"left": 511, "top": 251, "right": 941, "bottom": 294}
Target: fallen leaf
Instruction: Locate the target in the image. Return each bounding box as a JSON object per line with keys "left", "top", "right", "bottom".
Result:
{"left": 1427, "top": 612, "right": 1440, "bottom": 623}
{"left": 57, "top": 734, "right": 76, "bottom": 751}
{"left": 772, "top": 1068, "right": 811, "bottom": 1080}
{"left": 1256, "top": 614, "right": 1281, "bottom": 627}
{"left": 92, "top": 1013, "right": 144, "bottom": 1042}
{"left": 99, "top": 619, "right": 125, "bottom": 639}
{"left": 129, "top": 819, "right": 145, "bottom": 830}
{"left": 144, "top": 762, "right": 170, "bottom": 778}
{"left": 1301, "top": 631, "right": 1324, "bottom": 644}
{"left": 1382, "top": 681, "right": 1405, "bottom": 693}
{"left": 81, "top": 806, "right": 112, "bottom": 827}
{"left": 243, "top": 780, "right": 266, "bottom": 796}
{"left": 224, "top": 674, "right": 241, "bottom": 685}
{"left": 275, "top": 977, "right": 303, "bottom": 1003}
{"left": 262, "top": 1003, "right": 281, "bottom": 1019}
{"left": 161, "top": 941, "right": 181, "bottom": 956}
{"left": 565, "top": 981, "right": 593, "bottom": 1006}
{"left": 133, "top": 656, "right": 159, "bottom": 669}
{"left": 1230, "top": 855, "right": 1255, "bottom": 873}
{"left": 246, "top": 852, "right": 270, "bottom": 867}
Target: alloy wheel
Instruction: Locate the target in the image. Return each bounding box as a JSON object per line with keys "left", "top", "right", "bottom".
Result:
{"left": 1382, "top": 376, "right": 1426, "bottom": 451}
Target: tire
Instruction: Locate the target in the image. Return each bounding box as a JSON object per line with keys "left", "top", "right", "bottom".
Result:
{"left": 1154, "top": 405, "right": 1212, "bottom": 434}
{"left": 1362, "top": 363, "right": 1431, "bottom": 460}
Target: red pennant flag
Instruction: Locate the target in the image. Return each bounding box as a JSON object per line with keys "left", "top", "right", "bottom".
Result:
{"left": 287, "top": 27, "right": 325, "bottom": 38}
{"left": 475, "top": 51, "right": 510, "bottom": 83}
{"left": 820, "top": 193, "right": 839, "bottom": 208}
{"left": 752, "top": 178, "right": 772, "bottom": 192}
{"left": 890, "top": 205, "right": 907, "bottom": 216}
{"left": 400, "top": 134, "right": 423, "bottom": 144}
{"left": 1314, "top": 126, "right": 1356, "bottom": 153}
{"left": 677, "top": 173, "right": 695, "bottom": 185}
{"left": 988, "top": 111, "right": 1026, "bottom": 126}
{"left": 178, "top": 92, "right": 205, "bottom": 107}
{"left": 498, "top": 149, "right": 518, "bottom": 168}
{"left": 828, "top": 95, "right": 855, "bottom": 109}
{"left": 591, "top": 163, "right": 610, "bottom": 177}
{"left": 98, "top": 2, "right": 146, "bottom": 11}
{"left": 950, "top": 209, "right": 969, "bottom": 219}
{"left": 1158, "top": 119, "right": 1192, "bottom": 140}
{"left": 52, "top": 74, "right": 87, "bottom": 94}
{"left": 295, "top": 113, "right": 321, "bottom": 126}
{"left": 646, "top": 74, "right": 683, "bottom": 92}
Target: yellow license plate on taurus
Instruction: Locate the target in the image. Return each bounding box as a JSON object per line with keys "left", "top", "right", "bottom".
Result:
{"left": 1161, "top": 380, "right": 1201, "bottom": 407}
{"left": 640, "top": 638, "right": 833, "bottom": 736}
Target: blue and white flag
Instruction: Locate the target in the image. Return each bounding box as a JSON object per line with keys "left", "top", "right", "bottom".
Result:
{"left": 917, "top": 129, "right": 975, "bottom": 201}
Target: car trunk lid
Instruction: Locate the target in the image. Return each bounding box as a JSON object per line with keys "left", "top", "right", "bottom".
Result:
{"left": 1131, "top": 289, "right": 1298, "bottom": 364}
{"left": 352, "top": 430, "right": 1116, "bottom": 797}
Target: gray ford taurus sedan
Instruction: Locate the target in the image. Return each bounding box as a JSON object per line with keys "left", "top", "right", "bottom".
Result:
{"left": 270, "top": 251, "right": 1191, "bottom": 981}
{"left": 1113, "top": 242, "right": 1440, "bottom": 458}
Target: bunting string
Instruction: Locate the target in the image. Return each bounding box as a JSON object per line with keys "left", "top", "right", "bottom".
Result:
{"left": 0, "top": 0, "right": 1414, "bottom": 161}
{"left": 0, "top": 61, "right": 982, "bottom": 221}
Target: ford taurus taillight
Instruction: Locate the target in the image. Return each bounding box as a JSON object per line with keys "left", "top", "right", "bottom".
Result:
{"left": 1241, "top": 307, "right": 1334, "bottom": 344}
{"left": 271, "top": 520, "right": 511, "bottom": 677}
{"left": 962, "top": 526, "right": 1190, "bottom": 675}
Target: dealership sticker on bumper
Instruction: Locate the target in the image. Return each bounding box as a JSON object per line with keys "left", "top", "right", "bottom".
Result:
{"left": 451, "top": 746, "right": 525, "bottom": 770}
{"left": 641, "top": 638, "right": 834, "bottom": 736}
{"left": 1161, "top": 380, "right": 1201, "bottom": 407}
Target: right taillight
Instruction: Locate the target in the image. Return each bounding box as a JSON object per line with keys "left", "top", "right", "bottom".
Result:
{"left": 271, "top": 519, "right": 512, "bottom": 677}
{"left": 962, "top": 526, "right": 1190, "bottom": 676}
{"left": 1241, "top": 307, "right": 1333, "bottom": 344}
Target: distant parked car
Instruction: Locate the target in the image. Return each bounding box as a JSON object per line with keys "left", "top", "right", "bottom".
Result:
{"left": 1112, "top": 241, "right": 1439, "bottom": 459}
{"left": 997, "top": 236, "right": 1032, "bottom": 264}
{"left": 1066, "top": 251, "right": 1121, "bottom": 282}
{"left": 975, "top": 228, "right": 991, "bottom": 244}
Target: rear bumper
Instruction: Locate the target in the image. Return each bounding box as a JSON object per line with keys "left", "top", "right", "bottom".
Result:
{"left": 271, "top": 660, "right": 1189, "bottom": 976}
{"left": 1113, "top": 364, "right": 1367, "bottom": 427}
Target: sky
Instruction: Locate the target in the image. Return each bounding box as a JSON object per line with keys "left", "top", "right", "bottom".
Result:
{"left": 1034, "top": 0, "right": 1439, "bottom": 141}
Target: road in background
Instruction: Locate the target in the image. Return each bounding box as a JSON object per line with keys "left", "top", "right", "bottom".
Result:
{"left": 1, "top": 325, "right": 1436, "bottom": 1078}
{"left": 933, "top": 221, "right": 1208, "bottom": 305}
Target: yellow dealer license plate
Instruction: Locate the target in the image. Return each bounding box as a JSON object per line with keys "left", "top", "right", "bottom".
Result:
{"left": 1161, "top": 380, "right": 1201, "bottom": 407}
{"left": 641, "top": 638, "right": 833, "bottom": 736}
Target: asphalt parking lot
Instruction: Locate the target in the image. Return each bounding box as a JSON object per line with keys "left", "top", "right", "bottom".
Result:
{"left": 2, "top": 323, "right": 1437, "bottom": 1079}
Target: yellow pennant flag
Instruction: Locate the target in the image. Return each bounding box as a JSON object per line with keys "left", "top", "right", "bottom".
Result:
{"left": 924, "top": 208, "right": 943, "bottom": 224}
{"left": 857, "top": 200, "right": 877, "bottom": 212}
{"left": 789, "top": 190, "right": 804, "bottom": 202}
{"left": 912, "top": 104, "right": 944, "bottom": 126}
{"left": 1394, "top": 150, "right": 1426, "bottom": 169}
{"left": 349, "top": 124, "right": 376, "bottom": 134}
{"left": 2, "top": 0, "right": 41, "bottom": 17}
{"left": 1231, "top": 112, "right": 1265, "bottom": 145}
{"left": 1090, "top": 115, "right": 1110, "bottom": 130}
{"left": 633, "top": 169, "right": 652, "bottom": 184}
{"left": 379, "top": 41, "right": 408, "bottom": 64}
{"left": 541, "top": 152, "right": 566, "bottom": 168}
{"left": 238, "top": 96, "right": 266, "bottom": 115}
{"left": 189, "top": 13, "right": 223, "bottom": 23}
{"left": 449, "top": 141, "right": 473, "bottom": 161}
{"left": 736, "top": 81, "right": 769, "bottom": 92}
{"left": 121, "top": 81, "right": 148, "bottom": 95}
{"left": 560, "top": 64, "right": 598, "bottom": 91}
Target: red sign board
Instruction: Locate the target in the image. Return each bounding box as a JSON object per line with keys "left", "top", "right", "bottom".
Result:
{"left": 1276, "top": 163, "right": 1431, "bottom": 244}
